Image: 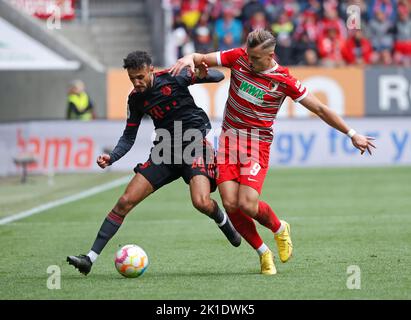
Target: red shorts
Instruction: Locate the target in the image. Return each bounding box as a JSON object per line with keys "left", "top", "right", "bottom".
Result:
{"left": 215, "top": 132, "right": 270, "bottom": 194}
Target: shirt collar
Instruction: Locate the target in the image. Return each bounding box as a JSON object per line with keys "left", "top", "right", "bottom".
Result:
{"left": 260, "top": 60, "right": 278, "bottom": 74}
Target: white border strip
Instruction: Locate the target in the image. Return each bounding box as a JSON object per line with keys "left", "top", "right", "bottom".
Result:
{"left": 216, "top": 51, "right": 222, "bottom": 66}
{"left": 0, "top": 176, "right": 131, "bottom": 225}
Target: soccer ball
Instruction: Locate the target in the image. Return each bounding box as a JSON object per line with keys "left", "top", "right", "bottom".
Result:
{"left": 114, "top": 244, "right": 149, "bottom": 278}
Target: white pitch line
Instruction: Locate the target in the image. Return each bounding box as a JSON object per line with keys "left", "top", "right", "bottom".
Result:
{"left": 0, "top": 175, "right": 131, "bottom": 225}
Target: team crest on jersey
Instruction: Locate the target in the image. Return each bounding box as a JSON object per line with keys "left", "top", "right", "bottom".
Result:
{"left": 161, "top": 85, "right": 172, "bottom": 96}
{"left": 269, "top": 81, "right": 279, "bottom": 92}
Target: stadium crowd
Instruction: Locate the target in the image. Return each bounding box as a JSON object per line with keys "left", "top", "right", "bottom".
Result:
{"left": 168, "top": 0, "right": 411, "bottom": 66}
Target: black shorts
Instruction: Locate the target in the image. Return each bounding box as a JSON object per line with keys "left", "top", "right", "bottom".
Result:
{"left": 133, "top": 139, "right": 217, "bottom": 192}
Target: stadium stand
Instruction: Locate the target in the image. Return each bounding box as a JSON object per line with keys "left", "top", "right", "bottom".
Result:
{"left": 52, "top": 0, "right": 151, "bottom": 68}
{"left": 169, "top": 0, "right": 411, "bottom": 67}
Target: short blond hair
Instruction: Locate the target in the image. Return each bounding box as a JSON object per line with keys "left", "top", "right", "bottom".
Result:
{"left": 246, "top": 29, "right": 276, "bottom": 50}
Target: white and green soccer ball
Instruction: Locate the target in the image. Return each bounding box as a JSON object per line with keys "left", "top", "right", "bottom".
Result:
{"left": 114, "top": 244, "right": 148, "bottom": 278}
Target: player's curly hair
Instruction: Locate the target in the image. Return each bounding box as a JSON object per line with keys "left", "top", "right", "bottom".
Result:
{"left": 123, "top": 51, "right": 152, "bottom": 69}
{"left": 246, "top": 29, "right": 276, "bottom": 50}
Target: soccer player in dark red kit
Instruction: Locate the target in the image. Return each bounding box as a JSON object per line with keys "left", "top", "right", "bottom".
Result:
{"left": 67, "top": 51, "right": 240, "bottom": 275}
{"left": 171, "top": 29, "right": 376, "bottom": 275}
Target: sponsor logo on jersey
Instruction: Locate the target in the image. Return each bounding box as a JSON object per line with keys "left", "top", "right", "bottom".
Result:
{"left": 238, "top": 81, "right": 266, "bottom": 105}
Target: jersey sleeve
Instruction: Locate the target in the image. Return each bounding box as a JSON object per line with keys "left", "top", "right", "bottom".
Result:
{"left": 126, "top": 95, "right": 144, "bottom": 126}
{"left": 283, "top": 74, "right": 308, "bottom": 102}
{"left": 175, "top": 67, "right": 195, "bottom": 87}
{"left": 109, "top": 95, "right": 144, "bottom": 164}
{"left": 176, "top": 67, "right": 225, "bottom": 86}
{"left": 217, "top": 48, "right": 244, "bottom": 68}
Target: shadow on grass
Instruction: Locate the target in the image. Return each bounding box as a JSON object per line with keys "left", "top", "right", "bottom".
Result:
{"left": 61, "top": 270, "right": 262, "bottom": 281}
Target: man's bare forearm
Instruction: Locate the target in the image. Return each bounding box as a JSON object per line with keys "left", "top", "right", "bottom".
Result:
{"left": 301, "top": 93, "right": 350, "bottom": 135}
{"left": 191, "top": 52, "right": 218, "bottom": 67}
{"left": 317, "top": 106, "right": 350, "bottom": 135}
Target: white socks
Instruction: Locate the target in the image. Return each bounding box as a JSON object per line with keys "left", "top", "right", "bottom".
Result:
{"left": 256, "top": 243, "right": 269, "bottom": 256}
{"left": 274, "top": 221, "right": 285, "bottom": 235}
{"left": 87, "top": 250, "right": 99, "bottom": 263}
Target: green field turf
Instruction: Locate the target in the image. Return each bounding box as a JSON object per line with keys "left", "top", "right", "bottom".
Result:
{"left": 0, "top": 167, "right": 410, "bottom": 300}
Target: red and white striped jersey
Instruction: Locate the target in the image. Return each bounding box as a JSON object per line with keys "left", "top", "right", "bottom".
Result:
{"left": 217, "top": 48, "right": 308, "bottom": 143}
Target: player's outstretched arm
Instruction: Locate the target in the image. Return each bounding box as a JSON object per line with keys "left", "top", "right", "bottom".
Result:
{"left": 300, "top": 92, "right": 376, "bottom": 155}
{"left": 101, "top": 124, "right": 139, "bottom": 169}
{"left": 170, "top": 52, "right": 219, "bottom": 76}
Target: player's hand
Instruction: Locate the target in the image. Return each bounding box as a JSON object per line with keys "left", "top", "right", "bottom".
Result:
{"left": 97, "top": 154, "right": 111, "bottom": 169}
{"left": 169, "top": 55, "right": 195, "bottom": 77}
{"left": 351, "top": 134, "right": 376, "bottom": 155}
{"left": 195, "top": 61, "right": 208, "bottom": 79}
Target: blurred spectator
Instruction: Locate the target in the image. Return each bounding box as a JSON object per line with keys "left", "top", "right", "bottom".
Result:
{"left": 260, "top": 0, "right": 284, "bottom": 22}
{"left": 215, "top": 6, "right": 243, "bottom": 50}
{"left": 282, "top": 0, "right": 300, "bottom": 21}
{"left": 271, "top": 12, "right": 294, "bottom": 65}
{"left": 242, "top": 11, "right": 270, "bottom": 43}
{"left": 169, "top": 0, "right": 183, "bottom": 14}
{"left": 180, "top": 0, "right": 209, "bottom": 29}
{"left": 169, "top": 0, "right": 407, "bottom": 67}
{"left": 342, "top": 29, "right": 373, "bottom": 65}
{"left": 317, "top": 26, "right": 345, "bottom": 67}
{"left": 292, "top": 29, "right": 318, "bottom": 65}
{"left": 368, "top": 0, "right": 397, "bottom": 23}
{"left": 67, "top": 80, "right": 95, "bottom": 121}
{"left": 323, "top": 0, "right": 339, "bottom": 12}
{"left": 172, "top": 11, "right": 195, "bottom": 58}
{"left": 299, "top": 0, "right": 322, "bottom": 16}
{"left": 304, "top": 48, "right": 320, "bottom": 66}
{"left": 393, "top": 4, "right": 411, "bottom": 65}
{"left": 210, "top": 0, "right": 244, "bottom": 21}
{"left": 368, "top": 9, "right": 394, "bottom": 64}
{"left": 318, "top": 7, "right": 347, "bottom": 39}
{"left": 240, "top": 0, "right": 266, "bottom": 23}
{"left": 293, "top": 10, "right": 319, "bottom": 44}
{"left": 193, "top": 13, "right": 215, "bottom": 53}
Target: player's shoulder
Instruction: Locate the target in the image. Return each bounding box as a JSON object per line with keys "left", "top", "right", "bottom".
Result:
{"left": 128, "top": 88, "right": 139, "bottom": 98}
{"left": 127, "top": 89, "right": 145, "bottom": 107}
{"left": 128, "top": 88, "right": 144, "bottom": 99}
{"left": 155, "top": 69, "right": 170, "bottom": 77}
{"left": 272, "top": 63, "right": 291, "bottom": 76}
{"left": 264, "top": 63, "right": 295, "bottom": 81}
{"left": 155, "top": 68, "right": 181, "bottom": 85}
{"left": 221, "top": 47, "right": 246, "bottom": 59}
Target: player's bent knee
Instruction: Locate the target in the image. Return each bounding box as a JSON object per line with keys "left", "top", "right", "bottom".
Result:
{"left": 222, "top": 199, "right": 238, "bottom": 214}
{"left": 238, "top": 201, "right": 258, "bottom": 217}
{"left": 192, "top": 195, "right": 213, "bottom": 214}
{"left": 116, "top": 194, "right": 138, "bottom": 215}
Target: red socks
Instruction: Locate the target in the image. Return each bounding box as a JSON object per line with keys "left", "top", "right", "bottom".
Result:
{"left": 224, "top": 201, "right": 281, "bottom": 250}
{"left": 255, "top": 201, "right": 281, "bottom": 233}
{"left": 227, "top": 209, "right": 263, "bottom": 249}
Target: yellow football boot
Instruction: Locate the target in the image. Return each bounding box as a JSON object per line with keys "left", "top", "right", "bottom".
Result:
{"left": 260, "top": 250, "right": 277, "bottom": 275}
{"left": 274, "top": 220, "right": 293, "bottom": 263}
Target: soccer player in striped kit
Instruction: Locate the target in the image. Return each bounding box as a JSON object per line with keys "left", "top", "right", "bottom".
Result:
{"left": 171, "top": 29, "right": 376, "bottom": 275}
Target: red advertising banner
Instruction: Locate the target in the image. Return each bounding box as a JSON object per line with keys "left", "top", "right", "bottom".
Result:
{"left": 9, "top": 0, "right": 75, "bottom": 20}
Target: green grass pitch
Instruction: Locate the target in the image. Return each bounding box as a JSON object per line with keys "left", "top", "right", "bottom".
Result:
{"left": 0, "top": 167, "right": 410, "bottom": 299}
